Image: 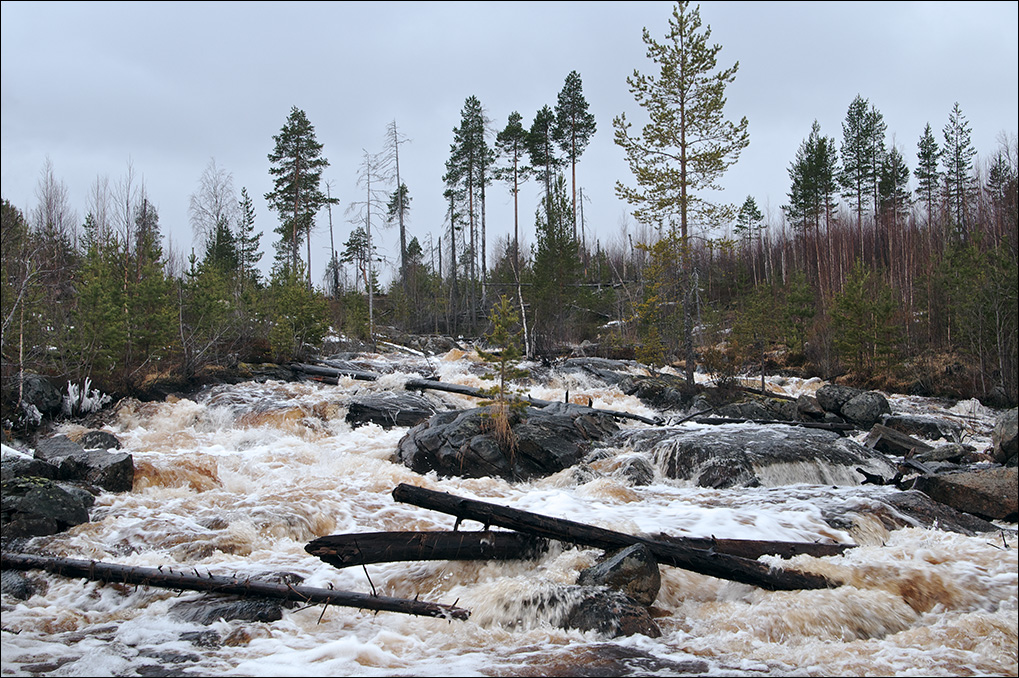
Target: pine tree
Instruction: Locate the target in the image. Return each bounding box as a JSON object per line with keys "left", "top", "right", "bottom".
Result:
{"left": 914, "top": 123, "right": 942, "bottom": 230}
{"left": 265, "top": 106, "right": 335, "bottom": 278}
{"left": 839, "top": 95, "right": 881, "bottom": 254}
{"left": 494, "top": 111, "right": 532, "bottom": 274}
{"left": 784, "top": 120, "right": 838, "bottom": 290}
{"left": 734, "top": 195, "right": 764, "bottom": 287}
{"left": 527, "top": 105, "right": 561, "bottom": 214}
{"left": 553, "top": 70, "right": 597, "bottom": 238}
{"left": 613, "top": 1, "right": 749, "bottom": 382}
{"left": 942, "top": 102, "right": 978, "bottom": 239}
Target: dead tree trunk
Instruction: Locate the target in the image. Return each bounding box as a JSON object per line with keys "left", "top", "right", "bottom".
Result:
{"left": 693, "top": 417, "right": 855, "bottom": 433}
{"left": 1, "top": 552, "right": 469, "bottom": 621}
{"left": 392, "top": 484, "right": 839, "bottom": 591}
{"left": 306, "top": 531, "right": 549, "bottom": 569}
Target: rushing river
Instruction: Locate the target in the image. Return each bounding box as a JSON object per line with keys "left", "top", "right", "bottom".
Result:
{"left": 2, "top": 348, "right": 1017, "bottom": 676}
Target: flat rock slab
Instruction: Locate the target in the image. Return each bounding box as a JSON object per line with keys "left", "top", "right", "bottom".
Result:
{"left": 911, "top": 466, "right": 1018, "bottom": 522}
{"left": 618, "top": 423, "right": 898, "bottom": 489}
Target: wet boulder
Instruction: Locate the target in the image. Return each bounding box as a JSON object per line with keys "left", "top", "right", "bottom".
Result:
{"left": 616, "top": 373, "right": 698, "bottom": 412}
{"left": 880, "top": 414, "right": 964, "bottom": 442}
{"left": 1, "top": 476, "right": 92, "bottom": 538}
{"left": 911, "top": 467, "right": 1018, "bottom": 522}
{"left": 169, "top": 571, "right": 305, "bottom": 625}
{"left": 18, "top": 372, "right": 64, "bottom": 419}
{"left": 577, "top": 543, "right": 661, "bottom": 607}
{"left": 815, "top": 384, "right": 863, "bottom": 414}
{"left": 619, "top": 423, "right": 897, "bottom": 489}
{"left": 33, "top": 434, "right": 133, "bottom": 492}
{"left": 562, "top": 586, "right": 662, "bottom": 638}
{"left": 396, "top": 403, "right": 618, "bottom": 481}
{"left": 77, "top": 429, "right": 122, "bottom": 450}
{"left": 991, "top": 408, "right": 1017, "bottom": 466}
{"left": 841, "top": 391, "right": 891, "bottom": 429}
{"left": 345, "top": 392, "right": 436, "bottom": 429}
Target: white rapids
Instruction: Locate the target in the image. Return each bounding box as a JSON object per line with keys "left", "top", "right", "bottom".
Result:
{"left": 1, "top": 349, "right": 1016, "bottom": 676}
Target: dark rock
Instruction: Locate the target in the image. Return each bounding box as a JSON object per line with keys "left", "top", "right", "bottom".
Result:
{"left": 1, "top": 476, "right": 91, "bottom": 537}
{"left": 841, "top": 391, "right": 891, "bottom": 429}
{"left": 715, "top": 400, "right": 776, "bottom": 421}
{"left": 619, "top": 424, "right": 896, "bottom": 489}
{"left": 617, "top": 373, "right": 698, "bottom": 412}
{"left": 82, "top": 449, "right": 134, "bottom": 492}
{"left": 532, "top": 644, "right": 708, "bottom": 677}
{"left": 1, "top": 455, "right": 57, "bottom": 482}
{"left": 34, "top": 435, "right": 85, "bottom": 462}
{"left": 78, "top": 430, "right": 122, "bottom": 450}
{"left": 396, "top": 403, "right": 618, "bottom": 481}
{"left": 1, "top": 569, "right": 44, "bottom": 600}
{"left": 910, "top": 443, "right": 979, "bottom": 464}
{"left": 815, "top": 384, "right": 863, "bottom": 414}
{"left": 557, "top": 358, "right": 641, "bottom": 387}
{"left": 29, "top": 434, "right": 133, "bottom": 493}
{"left": 991, "top": 408, "right": 1017, "bottom": 466}
{"left": 618, "top": 455, "right": 656, "bottom": 486}
{"left": 562, "top": 586, "right": 662, "bottom": 638}
{"left": 578, "top": 543, "right": 661, "bottom": 606}
{"left": 821, "top": 489, "right": 1004, "bottom": 536}
{"left": 169, "top": 597, "right": 285, "bottom": 625}
{"left": 346, "top": 392, "right": 436, "bottom": 429}
{"left": 19, "top": 373, "right": 64, "bottom": 417}
{"left": 795, "top": 395, "right": 826, "bottom": 420}
{"left": 911, "top": 466, "right": 1018, "bottom": 521}
{"left": 881, "top": 414, "right": 964, "bottom": 442}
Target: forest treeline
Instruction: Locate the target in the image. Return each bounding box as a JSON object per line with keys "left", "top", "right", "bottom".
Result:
{"left": 2, "top": 2, "right": 1016, "bottom": 430}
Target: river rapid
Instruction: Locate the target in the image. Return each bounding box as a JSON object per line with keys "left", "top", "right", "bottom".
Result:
{"left": 2, "top": 348, "right": 1017, "bottom": 677}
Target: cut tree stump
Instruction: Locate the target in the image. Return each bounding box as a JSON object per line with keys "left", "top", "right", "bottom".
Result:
{"left": 306, "top": 531, "right": 549, "bottom": 568}
{"left": 391, "top": 484, "right": 840, "bottom": 591}
{"left": 1, "top": 552, "right": 470, "bottom": 621}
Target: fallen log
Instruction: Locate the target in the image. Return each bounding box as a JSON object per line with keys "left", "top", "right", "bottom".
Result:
{"left": 693, "top": 417, "right": 855, "bottom": 433}
{"left": 864, "top": 423, "right": 934, "bottom": 456}
{"left": 305, "top": 529, "right": 853, "bottom": 571}
{"left": 293, "top": 362, "right": 662, "bottom": 426}
{"left": 306, "top": 531, "right": 549, "bottom": 568}
{"left": 1, "top": 552, "right": 470, "bottom": 621}
{"left": 392, "top": 484, "right": 839, "bottom": 591}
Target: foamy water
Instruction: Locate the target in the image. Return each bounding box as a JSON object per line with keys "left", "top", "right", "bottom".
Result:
{"left": 2, "top": 352, "right": 1016, "bottom": 676}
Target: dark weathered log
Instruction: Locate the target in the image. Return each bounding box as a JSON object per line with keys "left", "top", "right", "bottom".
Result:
{"left": 1, "top": 552, "right": 469, "bottom": 621}
{"left": 651, "top": 534, "right": 854, "bottom": 560}
{"left": 306, "top": 529, "right": 852, "bottom": 571}
{"left": 392, "top": 484, "right": 839, "bottom": 591}
{"left": 739, "top": 385, "right": 798, "bottom": 402}
{"left": 293, "top": 362, "right": 662, "bottom": 425}
{"left": 693, "top": 417, "right": 855, "bottom": 432}
{"left": 306, "top": 531, "right": 550, "bottom": 569}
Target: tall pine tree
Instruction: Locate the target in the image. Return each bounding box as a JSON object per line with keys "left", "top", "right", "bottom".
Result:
{"left": 553, "top": 71, "right": 597, "bottom": 238}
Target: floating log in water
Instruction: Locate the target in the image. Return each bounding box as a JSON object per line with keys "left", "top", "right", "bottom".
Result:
{"left": 293, "top": 362, "right": 662, "bottom": 426}
{"left": 0, "top": 552, "right": 470, "bottom": 621}
{"left": 693, "top": 417, "right": 855, "bottom": 432}
{"left": 306, "top": 531, "right": 550, "bottom": 569}
{"left": 651, "top": 534, "right": 854, "bottom": 560}
{"left": 392, "top": 484, "right": 840, "bottom": 591}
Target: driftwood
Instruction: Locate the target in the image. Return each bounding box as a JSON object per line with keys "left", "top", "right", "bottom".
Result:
{"left": 306, "top": 531, "right": 549, "bottom": 568}
{"left": 306, "top": 529, "right": 852, "bottom": 572}
{"left": 293, "top": 362, "right": 662, "bottom": 426}
{"left": 1, "top": 552, "right": 470, "bottom": 621}
{"left": 693, "top": 417, "right": 855, "bottom": 432}
{"left": 392, "top": 484, "right": 839, "bottom": 591}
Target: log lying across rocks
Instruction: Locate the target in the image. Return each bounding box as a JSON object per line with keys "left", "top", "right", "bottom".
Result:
{"left": 1, "top": 552, "right": 470, "bottom": 621}
{"left": 391, "top": 484, "right": 841, "bottom": 591}
{"left": 306, "top": 529, "right": 852, "bottom": 571}
{"left": 307, "top": 531, "right": 550, "bottom": 569}
{"left": 293, "top": 362, "right": 662, "bottom": 426}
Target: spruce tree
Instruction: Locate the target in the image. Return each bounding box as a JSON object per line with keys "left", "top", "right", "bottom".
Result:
{"left": 942, "top": 102, "right": 978, "bottom": 239}
{"left": 265, "top": 107, "right": 335, "bottom": 279}
{"left": 914, "top": 123, "right": 942, "bottom": 230}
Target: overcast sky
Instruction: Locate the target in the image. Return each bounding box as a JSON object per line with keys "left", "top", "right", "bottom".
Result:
{"left": 3, "top": 1, "right": 1017, "bottom": 286}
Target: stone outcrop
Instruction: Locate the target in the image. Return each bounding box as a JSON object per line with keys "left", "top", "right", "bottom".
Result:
{"left": 395, "top": 402, "right": 619, "bottom": 481}
{"left": 577, "top": 543, "right": 661, "bottom": 607}
{"left": 911, "top": 466, "right": 1018, "bottom": 522}
{"left": 991, "top": 408, "right": 1018, "bottom": 466}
